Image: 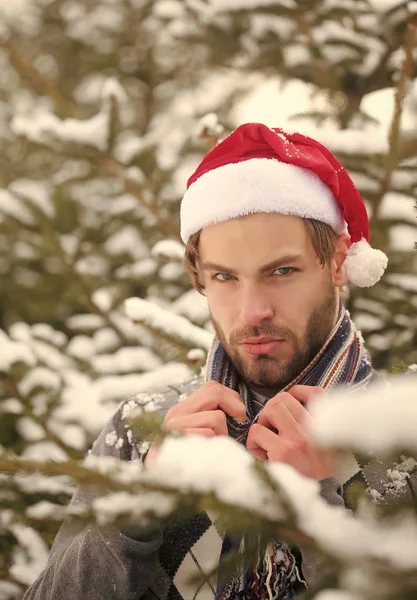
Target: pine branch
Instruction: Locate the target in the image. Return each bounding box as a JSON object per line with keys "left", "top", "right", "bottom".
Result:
{"left": 97, "top": 155, "right": 179, "bottom": 239}
{"left": 0, "top": 41, "right": 72, "bottom": 119}
{"left": 370, "top": 15, "right": 417, "bottom": 225}
{"left": 124, "top": 297, "right": 211, "bottom": 368}
{"left": 1, "top": 42, "right": 178, "bottom": 240}
{"left": 0, "top": 374, "right": 81, "bottom": 461}
{"left": 39, "top": 223, "right": 132, "bottom": 345}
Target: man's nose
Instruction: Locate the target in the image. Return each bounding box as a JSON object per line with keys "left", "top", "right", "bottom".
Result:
{"left": 238, "top": 285, "right": 274, "bottom": 327}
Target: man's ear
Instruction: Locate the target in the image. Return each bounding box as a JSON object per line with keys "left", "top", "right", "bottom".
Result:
{"left": 332, "top": 233, "right": 350, "bottom": 288}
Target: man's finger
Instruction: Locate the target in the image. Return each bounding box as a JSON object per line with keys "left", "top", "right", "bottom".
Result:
{"left": 288, "top": 385, "right": 325, "bottom": 404}
{"left": 166, "top": 410, "right": 228, "bottom": 436}
{"left": 182, "top": 428, "right": 216, "bottom": 437}
{"left": 246, "top": 423, "right": 280, "bottom": 460}
{"left": 168, "top": 381, "right": 247, "bottom": 422}
{"left": 258, "top": 389, "right": 313, "bottom": 433}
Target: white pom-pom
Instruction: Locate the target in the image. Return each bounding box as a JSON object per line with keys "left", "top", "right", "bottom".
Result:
{"left": 345, "top": 239, "right": 388, "bottom": 287}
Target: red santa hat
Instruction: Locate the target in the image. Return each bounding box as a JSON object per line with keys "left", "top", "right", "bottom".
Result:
{"left": 180, "top": 122, "right": 388, "bottom": 288}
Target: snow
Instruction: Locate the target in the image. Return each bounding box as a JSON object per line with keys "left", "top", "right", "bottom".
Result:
{"left": 0, "top": 329, "right": 36, "bottom": 370}
{"left": 152, "top": 239, "right": 185, "bottom": 261}
{"left": 140, "top": 436, "right": 284, "bottom": 519}
{"left": 10, "top": 524, "right": 50, "bottom": 585}
{"left": 14, "top": 473, "right": 73, "bottom": 496}
{"left": 105, "top": 226, "right": 149, "bottom": 259}
{"left": 93, "top": 327, "right": 120, "bottom": 352}
{"left": 310, "top": 376, "right": 417, "bottom": 455}
{"left": 9, "top": 179, "right": 54, "bottom": 218}
{"left": 92, "top": 491, "right": 175, "bottom": 526}
{"left": 66, "top": 314, "right": 106, "bottom": 331}
{"left": 353, "top": 313, "right": 383, "bottom": 331}
{"left": 0, "top": 0, "right": 40, "bottom": 36}
{"left": 390, "top": 225, "right": 417, "bottom": 251}
{"left": 101, "top": 77, "right": 128, "bottom": 105}
{"left": 125, "top": 166, "right": 147, "bottom": 185}
{"left": 159, "top": 262, "right": 184, "bottom": 281}
{"left": 194, "top": 112, "right": 224, "bottom": 138}
{"left": 18, "top": 367, "right": 61, "bottom": 396}
{"left": 26, "top": 501, "right": 67, "bottom": 521}
{"left": 368, "top": 0, "right": 403, "bottom": 9}
{"left": 32, "top": 339, "right": 72, "bottom": 370}
{"left": 60, "top": 233, "right": 79, "bottom": 258}
{"left": 311, "top": 591, "right": 355, "bottom": 600}
{"left": 0, "top": 189, "right": 34, "bottom": 224}
{"left": 66, "top": 335, "right": 96, "bottom": 360}
{"left": 379, "top": 192, "right": 416, "bottom": 223}
{"left": 92, "top": 288, "right": 113, "bottom": 312}
{"left": 73, "top": 74, "right": 109, "bottom": 104}
{"left": 409, "top": 1, "right": 417, "bottom": 13}
{"left": 49, "top": 420, "right": 86, "bottom": 451}
{"left": 153, "top": 0, "right": 185, "bottom": 19}
{"left": 291, "top": 126, "right": 389, "bottom": 155}
{"left": 105, "top": 430, "right": 125, "bottom": 449}
{"left": 114, "top": 134, "right": 145, "bottom": 165}
{"left": 21, "top": 441, "right": 69, "bottom": 462}
{"left": 209, "top": 0, "right": 296, "bottom": 11}
{"left": 80, "top": 432, "right": 417, "bottom": 574}
{"left": 1, "top": 398, "right": 23, "bottom": 414}
{"left": 187, "top": 348, "right": 206, "bottom": 362}
{"left": 269, "top": 464, "right": 417, "bottom": 570}
{"left": 13, "top": 240, "right": 39, "bottom": 260}
{"left": 171, "top": 289, "right": 210, "bottom": 324}
{"left": 31, "top": 324, "right": 67, "bottom": 347}
{"left": 125, "top": 297, "right": 213, "bottom": 349}
{"left": 16, "top": 418, "right": 45, "bottom": 442}
{"left": 285, "top": 45, "right": 311, "bottom": 68}
{"left": 115, "top": 258, "right": 157, "bottom": 280}
{"left": 12, "top": 108, "right": 110, "bottom": 152}
{"left": 92, "top": 347, "right": 162, "bottom": 374}
{"left": 74, "top": 255, "right": 109, "bottom": 277}
{"left": 57, "top": 383, "right": 114, "bottom": 436}
{"left": 385, "top": 273, "right": 417, "bottom": 293}
{"left": 92, "top": 362, "right": 192, "bottom": 402}
{"left": 251, "top": 14, "right": 294, "bottom": 38}
{"left": 0, "top": 581, "right": 21, "bottom": 600}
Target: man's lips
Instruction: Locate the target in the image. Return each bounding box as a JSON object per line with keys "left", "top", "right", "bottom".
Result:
{"left": 240, "top": 337, "right": 285, "bottom": 355}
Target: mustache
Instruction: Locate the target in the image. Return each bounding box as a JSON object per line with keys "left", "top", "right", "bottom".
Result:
{"left": 230, "top": 324, "right": 296, "bottom": 345}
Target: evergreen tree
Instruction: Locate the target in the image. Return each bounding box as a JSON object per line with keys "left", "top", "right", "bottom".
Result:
{"left": 0, "top": 0, "right": 416, "bottom": 597}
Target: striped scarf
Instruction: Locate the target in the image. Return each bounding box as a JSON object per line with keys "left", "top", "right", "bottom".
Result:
{"left": 205, "top": 303, "right": 373, "bottom": 600}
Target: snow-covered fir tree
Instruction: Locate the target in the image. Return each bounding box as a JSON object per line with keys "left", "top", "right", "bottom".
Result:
{"left": 0, "top": 0, "right": 416, "bottom": 598}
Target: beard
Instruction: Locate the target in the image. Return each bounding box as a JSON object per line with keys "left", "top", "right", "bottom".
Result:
{"left": 211, "top": 282, "right": 338, "bottom": 391}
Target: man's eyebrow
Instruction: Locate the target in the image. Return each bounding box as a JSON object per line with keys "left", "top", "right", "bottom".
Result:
{"left": 259, "top": 255, "right": 304, "bottom": 273}
{"left": 200, "top": 255, "right": 304, "bottom": 275}
{"left": 200, "top": 262, "right": 238, "bottom": 274}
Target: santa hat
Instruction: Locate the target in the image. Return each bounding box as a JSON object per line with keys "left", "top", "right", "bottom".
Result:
{"left": 180, "top": 122, "right": 388, "bottom": 288}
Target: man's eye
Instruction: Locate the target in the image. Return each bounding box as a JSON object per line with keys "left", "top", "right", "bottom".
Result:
{"left": 213, "top": 273, "right": 235, "bottom": 282}
{"left": 272, "top": 267, "right": 296, "bottom": 276}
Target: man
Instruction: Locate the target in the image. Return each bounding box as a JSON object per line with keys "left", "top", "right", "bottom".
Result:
{"left": 23, "top": 123, "right": 391, "bottom": 600}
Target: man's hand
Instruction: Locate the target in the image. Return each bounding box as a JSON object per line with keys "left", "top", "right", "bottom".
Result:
{"left": 246, "top": 385, "right": 334, "bottom": 480}
{"left": 145, "top": 381, "right": 247, "bottom": 464}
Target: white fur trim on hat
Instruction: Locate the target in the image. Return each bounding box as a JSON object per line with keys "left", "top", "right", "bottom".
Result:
{"left": 180, "top": 158, "right": 345, "bottom": 243}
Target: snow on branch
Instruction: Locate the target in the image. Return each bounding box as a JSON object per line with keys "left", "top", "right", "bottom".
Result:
{"left": 3, "top": 433, "right": 417, "bottom": 577}
{"left": 124, "top": 297, "right": 213, "bottom": 350}
{"left": 11, "top": 77, "right": 127, "bottom": 152}
{"left": 0, "top": 329, "right": 36, "bottom": 371}
{"left": 310, "top": 376, "right": 417, "bottom": 455}
{"left": 152, "top": 239, "right": 185, "bottom": 261}
{"left": 12, "top": 109, "right": 110, "bottom": 151}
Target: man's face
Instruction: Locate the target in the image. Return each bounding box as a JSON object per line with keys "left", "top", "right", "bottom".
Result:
{"left": 199, "top": 213, "right": 344, "bottom": 390}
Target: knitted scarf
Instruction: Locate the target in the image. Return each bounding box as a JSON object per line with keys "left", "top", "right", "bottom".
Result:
{"left": 205, "top": 303, "right": 373, "bottom": 600}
